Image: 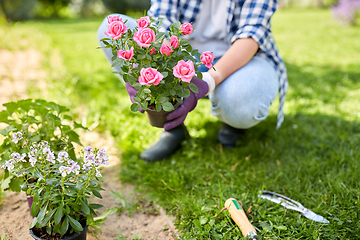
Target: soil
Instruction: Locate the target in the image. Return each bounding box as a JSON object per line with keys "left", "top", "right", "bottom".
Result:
{"left": 0, "top": 49, "right": 178, "bottom": 239}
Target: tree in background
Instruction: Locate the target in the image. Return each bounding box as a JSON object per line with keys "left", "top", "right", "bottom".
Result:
{"left": 0, "top": 0, "right": 38, "bottom": 21}
{"left": 101, "top": 0, "right": 150, "bottom": 14}
{"left": 37, "top": 0, "right": 71, "bottom": 17}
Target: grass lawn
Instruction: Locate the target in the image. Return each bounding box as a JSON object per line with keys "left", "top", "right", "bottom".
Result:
{"left": 1, "top": 8, "right": 360, "bottom": 239}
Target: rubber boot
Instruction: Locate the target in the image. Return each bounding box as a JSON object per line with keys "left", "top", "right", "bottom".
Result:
{"left": 217, "top": 122, "right": 246, "bottom": 148}
{"left": 140, "top": 123, "right": 190, "bottom": 163}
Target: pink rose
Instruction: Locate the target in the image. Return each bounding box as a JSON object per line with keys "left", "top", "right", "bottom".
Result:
{"left": 137, "top": 16, "right": 151, "bottom": 28}
{"left": 117, "top": 47, "right": 134, "bottom": 61}
{"left": 108, "top": 15, "right": 120, "bottom": 24}
{"left": 160, "top": 43, "right": 173, "bottom": 56}
{"left": 104, "top": 20, "right": 127, "bottom": 40}
{"left": 138, "top": 67, "right": 164, "bottom": 86}
{"left": 133, "top": 28, "right": 156, "bottom": 48}
{"left": 200, "top": 51, "right": 214, "bottom": 68}
{"left": 170, "top": 36, "right": 179, "bottom": 49}
{"left": 173, "top": 60, "right": 195, "bottom": 83}
{"left": 179, "top": 23, "right": 193, "bottom": 35}
{"left": 149, "top": 48, "right": 157, "bottom": 55}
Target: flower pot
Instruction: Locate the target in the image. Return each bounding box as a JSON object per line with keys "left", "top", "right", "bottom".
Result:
{"left": 29, "top": 223, "right": 88, "bottom": 240}
{"left": 145, "top": 102, "right": 180, "bottom": 128}
{"left": 26, "top": 193, "right": 34, "bottom": 217}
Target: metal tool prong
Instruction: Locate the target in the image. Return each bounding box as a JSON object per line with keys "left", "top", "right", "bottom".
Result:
{"left": 258, "top": 190, "right": 330, "bottom": 224}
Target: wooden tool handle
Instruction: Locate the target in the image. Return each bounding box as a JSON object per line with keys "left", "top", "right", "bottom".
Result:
{"left": 225, "top": 198, "right": 256, "bottom": 238}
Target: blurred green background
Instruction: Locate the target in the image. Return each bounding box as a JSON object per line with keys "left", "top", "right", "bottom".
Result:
{"left": 0, "top": 0, "right": 346, "bottom": 22}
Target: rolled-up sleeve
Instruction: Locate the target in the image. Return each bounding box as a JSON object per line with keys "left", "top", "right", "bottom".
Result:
{"left": 148, "top": 0, "right": 180, "bottom": 31}
{"left": 231, "top": 0, "right": 277, "bottom": 51}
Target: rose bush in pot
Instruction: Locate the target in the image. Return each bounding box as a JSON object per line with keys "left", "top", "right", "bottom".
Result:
{"left": 99, "top": 15, "right": 214, "bottom": 126}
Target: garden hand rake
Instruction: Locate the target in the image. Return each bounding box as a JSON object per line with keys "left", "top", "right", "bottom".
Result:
{"left": 258, "top": 190, "right": 329, "bottom": 224}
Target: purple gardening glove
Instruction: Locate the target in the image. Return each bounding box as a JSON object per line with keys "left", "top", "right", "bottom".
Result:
{"left": 125, "top": 82, "right": 145, "bottom": 113}
{"left": 164, "top": 77, "right": 209, "bottom": 131}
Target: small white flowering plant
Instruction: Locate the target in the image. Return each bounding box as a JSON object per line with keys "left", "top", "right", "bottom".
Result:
{"left": 1, "top": 140, "right": 109, "bottom": 237}
{"left": 100, "top": 15, "right": 214, "bottom": 112}
{"left": 0, "top": 99, "right": 87, "bottom": 192}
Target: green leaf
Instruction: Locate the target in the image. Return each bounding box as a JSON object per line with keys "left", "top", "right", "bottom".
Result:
{"left": 92, "top": 189, "right": 103, "bottom": 199}
{"left": 111, "top": 58, "right": 123, "bottom": 67}
{"left": 170, "top": 89, "right": 176, "bottom": 96}
{"left": 75, "top": 182, "right": 86, "bottom": 190}
{"left": 74, "top": 121, "right": 87, "bottom": 130}
{"left": 140, "top": 101, "right": 148, "bottom": 111}
{"left": 67, "top": 215, "right": 83, "bottom": 232}
{"left": 29, "top": 217, "right": 38, "bottom": 229}
{"left": 137, "top": 54, "right": 146, "bottom": 60}
{"left": 127, "top": 75, "right": 137, "bottom": 85}
{"left": 60, "top": 216, "right": 69, "bottom": 236}
{"left": 162, "top": 102, "right": 175, "bottom": 112}
{"left": 172, "top": 22, "right": 181, "bottom": 33}
{"left": 121, "top": 65, "right": 129, "bottom": 73}
{"left": 199, "top": 216, "right": 208, "bottom": 225}
{"left": 180, "top": 89, "right": 190, "bottom": 98}
{"left": 155, "top": 32, "right": 166, "bottom": 42}
{"left": 0, "top": 176, "right": 11, "bottom": 190}
{"left": 196, "top": 71, "right": 203, "bottom": 80}
{"left": 158, "top": 97, "right": 168, "bottom": 104}
{"left": 93, "top": 207, "right": 118, "bottom": 221}
{"left": 189, "top": 82, "right": 199, "bottom": 94}
{"left": 39, "top": 208, "right": 56, "bottom": 227}
{"left": 37, "top": 204, "right": 48, "bottom": 223}
{"left": 30, "top": 200, "right": 40, "bottom": 217}
{"left": 161, "top": 72, "right": 169, "bottom": 78}
{"left": 0, "top": 125, "right": 17, "bottom": 136}
{"left": 155, "top": 103, "right": 162, "bottom": 112}
{"left": 66, "top": 130, "right": 81, "bottom": 145}
{"left": 88, "top": 203, "right": 103, "bottom": 209}
{"left": 0, "top": 110, "right": 9, "bottom": 123}
{"left": 143, "top": 89, "right": 151, "bottom": 94}
{"left": 81, "top": 200, "right": 90, "bottom": 215}
{"left": 54, "top": 205, "right": 63, "bottom": 225}
{"left": 30, "top": 135, "right": 41, "bottom": 143}
{"left": 131, "top": 103, "right": 140, "bottom": 112}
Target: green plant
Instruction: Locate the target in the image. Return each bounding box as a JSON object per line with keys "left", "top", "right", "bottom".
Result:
{"left": 0, "top": 233, "right": 10, "bottom": 240}
{"left": 114, "top": 230, "right": 141, "bottom": 240}
{"left": 100, "top": 16, "right": 214, "bottom": 112}
{"left": 1, "top": 140, "right": 109, "bottom": 237}
{"left": 0, "top": 99, "right": 86, "bottom": 192}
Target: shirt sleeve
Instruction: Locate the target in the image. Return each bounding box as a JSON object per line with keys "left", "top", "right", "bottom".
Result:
{"left": 231, "top": 0, "right": 277, "bottom": 50}
{"left": 148, "top": 0, "right": 180, "bottom": 32}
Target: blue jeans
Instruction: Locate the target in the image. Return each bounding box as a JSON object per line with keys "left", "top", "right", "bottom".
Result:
{"left": 98, "top": 14, "right": 279, "bottom": 129}
{"left": 198, "top": 56, "right": 279, "bottom": 129}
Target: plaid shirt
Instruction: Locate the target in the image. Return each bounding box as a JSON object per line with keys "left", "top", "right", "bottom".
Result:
{"left": 148, "top": 0, "right": 288, "bottom": 129}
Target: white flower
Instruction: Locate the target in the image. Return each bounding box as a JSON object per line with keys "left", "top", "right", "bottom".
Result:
{"left": 57, "top": 151, "right": 69, "bottom": 163}
{"left": 59, "top": 166, "right": 71, "bottom": 177}
{"left": 11, "top": 131, "right": 23, "bottom": 144}
{"left": 85, "top": 153, "right": 96, "bottom": 164}
{"left": 2, "top": 160, "right": 15, "bottom": 171}
{"left": 96, "top": 148, "right": 109, "bottom": 165}
{"left": 84, "top": 146, "right": 92, "bottom": 155}
{"left": 29, "top": 156, "right": 37, "bottom": 167}
{"left": 82, "top": 162, "right": 92, "bottom": 171}
{"left": 43, "top": 148, "right": 55, "bottom": 164}
{"left": 68, "top": 160, "right": 80, "bottom": 175}
{"left": 95, "top": 169, "right": 102, "bottom": 177}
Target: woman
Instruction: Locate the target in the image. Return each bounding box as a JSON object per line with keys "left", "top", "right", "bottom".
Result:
{"left": 97, "top": 0, "right": 288, "bottom": 163}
